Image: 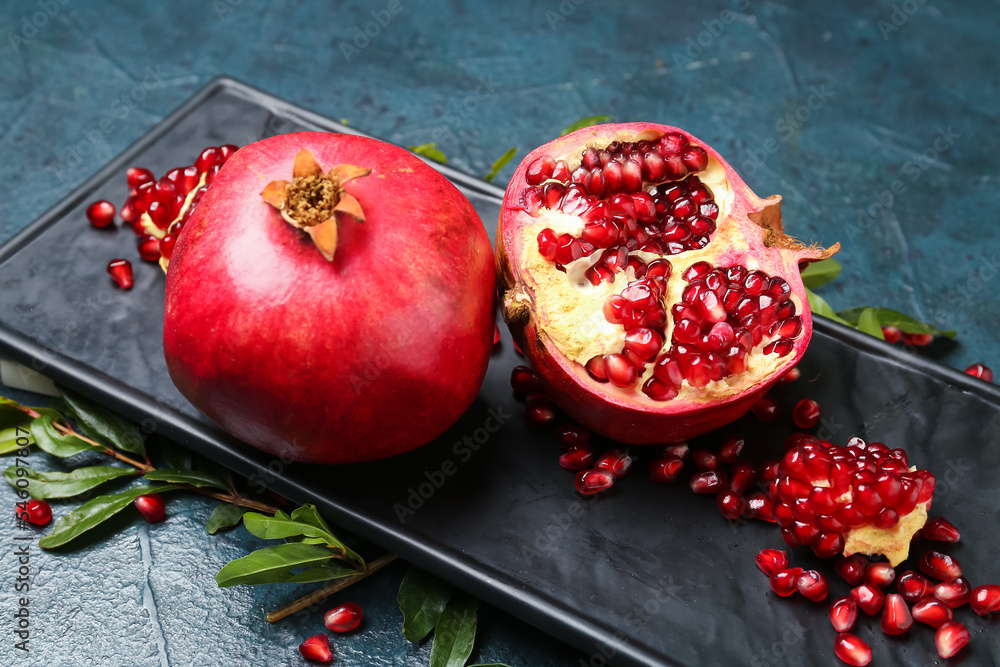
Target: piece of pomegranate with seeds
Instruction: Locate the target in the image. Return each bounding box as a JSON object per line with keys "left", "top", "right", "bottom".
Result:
{"left": 496, "top": 123, "right": 838, "bottom": 444}
{"left": 164, "top": 133, "right": 495, "bottom": 463}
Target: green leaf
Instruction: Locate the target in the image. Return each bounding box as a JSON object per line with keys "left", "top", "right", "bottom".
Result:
{"left": 30, "top": 414, "right": 102, "bottom": 458}
{"left": 408, "top": 143, "right": 448, "bottom": 164}
{"left": 800, "top": 259, "right": 842, "bottom": 289}
{"left": 560, "top": 114, "right": 613, "bottom": 136}
{"left": 4, "top": 465, "right": 138, "bottom": 499}
{"left": 836, "top": 307, "right": 956, "bottom": 338}
{"left": 805, "top": 288, "right": 852, "bottom": 327}
{"left": 206, "top": 502, "right": 245, "bottom": 535}
{"left": 243, "top": 505, "right": 363, "bottom": 566}
{"left": 855, "top": 308, "right": 885, "bottom": 340}
{"left": 430, "top": 593, "right": 479, "bottom": 667}
{"left": 144, "top": 468, "right": 229, "bottom": 491}
{"left": 215, "top": 542, "right": 358, "bottom": 587}
{"left": 484, "top": 147, "right": 517, "bottom": 183}
{"left": 0, "top": 406, "right": 34, "bottom": 455}
{"left": 160, "top": 444, "right": 193, "bottom": 471}
{"left": 38, "top": 484, "right": 178, "bottom": 549}
{"left": 468, "top": 665, "right": 513, "bottom": 667}
{"left": 58, "top": 388, "right": 145, "bottom": 457}
{"left": 398, "top": 567, "right": 455, "bottom": 642}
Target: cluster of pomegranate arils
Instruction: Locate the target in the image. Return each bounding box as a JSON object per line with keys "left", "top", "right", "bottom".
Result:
{"left": 297, "top": 602, "right": 363, "bottom": 663}
{"left": 522, "top": 133, "right": 803, "bottom": 399}
{"left": 509, "top": 361, "right": 998, "bottom": 664}
{"left": 86, "top": 145, "right": 239, "bottom": 289}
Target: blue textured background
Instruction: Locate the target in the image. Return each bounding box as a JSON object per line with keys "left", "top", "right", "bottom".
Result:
{"left": 0, "top": 0, "right": 997, "bottom": 665}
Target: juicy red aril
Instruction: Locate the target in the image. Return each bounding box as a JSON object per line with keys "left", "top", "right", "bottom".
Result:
{"left": 195, "top": 146, "right": 223, "bottom": 172}
{"left": 137, "top": 236, "right": 162, "bottom": 262}
{"left": 298, "top": 634, "right": 333, "bottom": 663}
{"left": 575, "top": 468, "right": 614, "bottom": 495}
{"left": 134, "top": 494, "right": 165, "bottom": 522}
{"left": 971, "top": 584, "right": 1000, "bottom": 615}
{"left": 510, "top": 365, "right": 540, "bottom": 393}
{"left": 525, "top": 405, "right": 556, "bottom": 427}
{"left": 935, "top": 622, "right": 969, "bottom": 659}
{"left": 107, "top": 259, "right": 134, "bottom": 290}
{"left": 649, "top": 456, "right": 684, "bottom": 482}
{"left": 755, "top": 548, "right": 789, "bottom": 576}
{"left": 830, "top": 596, "right": 857, "bottom": 632}
{"left": 934, "top": 577, "right": 971, "bottom": 608}
{"left": 716, "top": 491, "right": 746, "bottom": 519}
{"left": 922, "top": 516, "right": 960, "bottom": 542}
{"left": 902, "top": 332, "right": 934, "bottom": 346}
{"left": 912, "top": 597, "right": 954, "bottom": 628}
{"left": 777, "top": 366, "right": 800, "bottom": 384}
{"left": 746, "top": 493, "right": 775, "bottom": 522}
{"left": 560, "top": 444, "right": 594, "bottom": 471}
{"left": 556, "top": 423, "right": 589, "bottom": 448}
{"left": 864, "top": 562, "right": 895, "bottom": 589}
{"left": 324, "top": 602, "right": 362, "bottom": 632}
{"left": 792, "top": 399, "right": 821, "bottom": 429}
{"left": 851, "top": 584, "right": 885, "bottom": 615}
{"left": 833, "top": 633, "right": 872, "bottom": 667}
{"left": 86, "top": 200, "right": 116, "bottom": 228}
{"left": 692, "top": 449, "right": 719, "bottom": 471}
{"left": 159, "top": 234, "right": 177, "bottom": 260}
{"left": 880, "top": 593, "right": 913, "bottom": 635}
{"left": 17, "top": 499, "right": 52, "bottom": 526}
{"left": 965, "top": 362, "right": 994, "bottom": 382}
{"left": 526, "top": 155, "right": 556, "bottom": 185}
{"left": 595, "top": 449, "right": 633, "bottom": 478}
{"left": 797, "top": 570, "right": 829, "bottom": 601}
{"left": 219, "top": 144, "right": 238, "bottom": 160}
{"left": 689, "top": 470, "right": 727, "bottom": 494}
{"left": 717, "top": 434, "right": 745, "bottom": 463}
{"left": 127, "top": 166, "right": 155, "bottom": 191}
{"left": 751, "top": 394, "right": 781, "bottom": 421}
{"left": 812, "top": 533, "right": 846, "bottom": 559}
{"left": 920, "top": 550, "right": 962, "bottom": 581}
{"left": 770, "top": 568, "right": 803, "bottom": 597}
{"left": 897, "top": 570, "right": 935, "bottom": 602}
{"left": 730, "top": 462, "right": 755, "bottom": 493}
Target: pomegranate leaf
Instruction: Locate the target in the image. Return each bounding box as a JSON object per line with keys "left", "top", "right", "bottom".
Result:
{"left": 836, "top": 307, "right": 957, "bottom": 338}
{"left": 160, "top": 443, "right": 193, "bottom": 470}
{"left": 560, "top": 114, "right": 613, "bottom": 136}
{"left": 30, "top": 414, "right": 102, "bottom": 458}
{"left": 58, "top": 387, "right": 146, "bottom": 457}
{"left": 144, "top": 468, "right": 229, "bottom": 491}
{"left": 38, "top": 483, "right": 179, "bottom": 549}
{"left": 800, "top": 258, "right": 841, "bottom": 289}
{"left": 0, "top": 405, "right": 34, "bottom": 455}
{"left": 398, "top": 566, "right": 455, "bottom": 642}
{"left": 805, "top": 288, "right": 852, "bottom": 327}
{"left": 855, "top": 308, "right": 885, "bottom": 340}
{"left": 243, "top": 505, "right": 363, "bottom": 566}
{"left": 206, "top": 502, "right": 245, "bottom": 535}
{"left": 3, "top": 465, "right": 138, "bottom": 499}
{"left": 429, "top": 593, "right": 479, "bottom": 667}
{"left": 408, "top": 143, "right": 448, "bottom": 164}
{"left": 484, "top": 148, "right": 517, "bottom": 183}
{"left": 215, "top": 542, "right": 360, "bottom": 587}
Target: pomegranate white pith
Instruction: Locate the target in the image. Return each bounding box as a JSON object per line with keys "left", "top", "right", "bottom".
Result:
{"left": 498, "top": 123, "right": 838, "bottom": 443}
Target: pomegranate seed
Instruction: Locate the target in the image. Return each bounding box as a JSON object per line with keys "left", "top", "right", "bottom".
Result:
{"left": 595, "top": 449, "right": 633, "bottom": 478}
{"left": 770, "top": 568, "right": 803, "bottom": 597}
{"left": 912, "top": 597, "right": 954, "bottom": 628}
{"left": 751, "top": 394, "right": 781, "bottom": 421}
{"left": 127, "top": 166, "right": 155, "bottom": 191}
{"left": 880, "top": 593, "right": 913, "bottom": 635}
{"left": 689, "top": 470, "right": 727, "bottom": 494}
{"left": 575, "top": 468, "right": 614, "bottom": 495}
{"left": 776, "top": 366, "right": 801, "bottom": 384}
{"left": 137, "top": 236, "right": 161, "bottom": 262}
{"left": 746, "top": 493, "right": 775, "bottom": 522}
{"left": 797, "top": 570, "right": 829, "bottom": 601}
{"left": 159, "top": 234, "right": 177, "bottom": 260}
{"left": 934, "top": 621, "right": 969, "bottom": 659}
{"left": 134, "top": 494, "right": 165, "bottom": 522}
{"left": 965, "top": 363, "right": 994, "bottom": 382}
{"left": 792, "top": 399, "right": 821, "bottom": 429}
{"left": 605, "top": 353, "right": 638, "bottom": 388}
{"left": 897, "top": 570, "right": 935, "bottom": 602}
{"left": 922, "top": 516, "right": 960, "bottom": 543}
{"left": 298, "top": 634, "right": 333, "bottom": 662}
{"left": 692, "top": 449, "right": 719, "bottom": 471}
{"left": 681, "top": 146, "right": 708, "bottom": 171}
{"left": 648, "top": 456, "right": 684, "bottom": 483}
{"left": 195, "top": 146, "right": 222, "bottom": 172}
{"left": 755, "top": 549, "right": 789, "bottom": 576}
{"left": 971, "top": 584, "right": 1000, "bottom": 615}
{"left": 86, "top": 200, "right": 116, "bottom": 228}
{"left": 833, "top": 632, "right": 872, "bottom": 667}
{"left": 864, "top": 562, "right": 896, "bottom": 589}
{"left": 324, "top": 602, "right": 362, "bottom": 632}
{"left": 107, "top": 259, "right": 134, "bottom": 290}
{"left": 730, "top": 462, "right": 756, "bottom": 493}
{"left": 716, "top": 491, "right": 746, "bottom": 520}
{"left": 850, "top": 584, "right": 885, "bottom": 615}
{"left": 219, "top": 144, "right": 239, "bottom": 161}
{"left": 830, "top": 596, "right": 858, "bottom": 632}
{"left": 526, "top": 155, "right": 556, "bottom": 185}
{"left": 16, "top": 499, "right": 52, "bottom": 526}
{"left": 717, "top": 434, "right": 745, "bottom": 463}
{"left": 525, "top": 405, "right": 556, "bottom": 428}
{"left": 934, "top": 577, "right": 971, "bottom": 608}
{"left": 556, "top": 423, "right": 589, "bottom": 448}
{"left": 920, "top": 550, "right": 962, "bottom": 581}
{"left": 510, "top": 365, "right": 540, "bottom": 393}
{"left": 659, "top": 443, "right": 690, "bottom": 460}
{"left": 560, "top": 444, "right": 594, "bottom": 471}
{"left": 902, "top": 332, "right": 934, "bottom": 346}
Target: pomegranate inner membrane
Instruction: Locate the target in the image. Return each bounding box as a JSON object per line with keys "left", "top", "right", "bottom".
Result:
{"left": 516, "top": 131, "right": 803, "bottom": 403}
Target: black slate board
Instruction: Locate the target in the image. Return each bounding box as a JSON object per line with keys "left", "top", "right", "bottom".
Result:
{"left": 1, "top": 77, "right": 999, "bottom": 667}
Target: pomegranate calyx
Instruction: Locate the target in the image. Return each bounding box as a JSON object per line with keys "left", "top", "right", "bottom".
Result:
{"left": 260, "top": 148, "right": 373, "bottom": 262}
{"left": 748, "top": 195, "right": 841, "bottom": 264}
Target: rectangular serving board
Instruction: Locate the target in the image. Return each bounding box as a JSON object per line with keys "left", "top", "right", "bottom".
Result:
{"left": 1, "top": 77, "right": 999, "bottom": 667}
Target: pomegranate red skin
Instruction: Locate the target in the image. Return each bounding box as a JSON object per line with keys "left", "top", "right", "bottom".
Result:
{"left": 164, "top": 133, "right": 495, "bottom": 464}
{"left": 497, "top": 123, "right": 835, "bottom": 444}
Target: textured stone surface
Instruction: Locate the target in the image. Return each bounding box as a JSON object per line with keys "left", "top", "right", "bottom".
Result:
{"left": 0, "top": 0, "right": 998, "bottom": 665}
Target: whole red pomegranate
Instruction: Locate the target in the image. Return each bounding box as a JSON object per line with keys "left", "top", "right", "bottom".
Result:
{"left": 164, "top": 132, "right": 495, "bottom": 463}
{"left": 497, "top": 123, "right": 837, "bottom": 443}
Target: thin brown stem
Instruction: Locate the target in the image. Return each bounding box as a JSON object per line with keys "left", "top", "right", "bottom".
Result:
{"left": 186, "top": 487, "right": 281, "bottom": 515}
{"left": 266, "top": 553, "right": 399, "bottom": 623}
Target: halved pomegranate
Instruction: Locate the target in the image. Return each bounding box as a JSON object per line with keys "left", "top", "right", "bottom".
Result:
{"left": 497, "top": 123, "right": 838, "bottom": 443}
